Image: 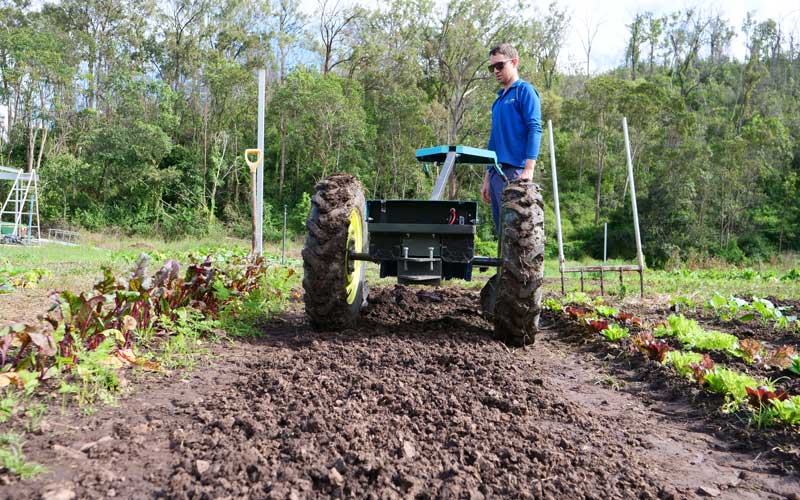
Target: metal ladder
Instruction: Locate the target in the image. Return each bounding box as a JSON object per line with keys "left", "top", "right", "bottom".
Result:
{"left": 0, "top": 166, "right": 40, "bottom": 243}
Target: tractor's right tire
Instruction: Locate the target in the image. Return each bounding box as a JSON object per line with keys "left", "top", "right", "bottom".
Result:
{"left": 492, "top": 180, "right": 545, "bottom": 346}
{"left": 302, "top": 174, "right": 368, "bottom": 331}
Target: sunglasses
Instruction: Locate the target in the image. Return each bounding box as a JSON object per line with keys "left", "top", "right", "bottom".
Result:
{"left": 487, "top": 59, "right": 513, "bottom": 72}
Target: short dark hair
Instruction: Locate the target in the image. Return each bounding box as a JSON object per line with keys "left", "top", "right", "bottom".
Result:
{"left": 489, "top": 43, "right": 518, "bottom": 60}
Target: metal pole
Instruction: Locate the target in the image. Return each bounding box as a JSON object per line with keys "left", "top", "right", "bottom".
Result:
{"left": 548, "top": 120, "right": 566, "bottom": 295}
{"left": 622, "top": 117, "right": 645, "bottom": 297}
{"left": 256, "top": 69, "right": 266, "bottom": 256}
{"left": 430, "top": 152, "right": 457, "bottom": 200}
{"left": 282, "top": 204, "right": 287, "bottom": 264}
{"left": 603, "top": 222, "right": 607, "bottom": 263}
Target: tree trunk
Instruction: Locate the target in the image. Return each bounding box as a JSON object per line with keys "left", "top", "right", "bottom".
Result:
{"left": 35, "top": 125, "right": 48, "bottom": 171}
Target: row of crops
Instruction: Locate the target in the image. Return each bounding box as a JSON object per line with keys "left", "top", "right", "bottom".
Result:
{"left": 545, "top": 294, "right": 800, "bottom": 428}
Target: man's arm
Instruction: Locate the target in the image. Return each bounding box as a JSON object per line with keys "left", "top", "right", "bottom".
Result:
{"left": 481, "top": 170, "right": 491, "bottom": 203}
{"left": 519, "top": 84, "right": 542, "bottom": 180}
{"left": 520, "top": 158, "right": 536, "bottom": 180}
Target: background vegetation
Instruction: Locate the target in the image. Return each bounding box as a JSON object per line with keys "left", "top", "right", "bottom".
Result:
{"left": 1, "top": 0, "right": 798, "bottom": 268}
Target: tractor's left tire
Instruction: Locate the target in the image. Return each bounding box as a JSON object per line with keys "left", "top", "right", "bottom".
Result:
{"left": 492, "top": 180, "right": 545, "bottom": 347}
{"left": 302, "top": 174, "right": 368, "bottom": 331}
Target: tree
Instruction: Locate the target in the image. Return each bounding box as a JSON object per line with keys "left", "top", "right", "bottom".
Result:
{"left": 317, "top": 0, "right": 362, "bottom": 75}
{"left": 626, "top": 13, "right": 645, "bottom": 80}
{"left": 577, "top": 13, "right": 603, "bottom": 77}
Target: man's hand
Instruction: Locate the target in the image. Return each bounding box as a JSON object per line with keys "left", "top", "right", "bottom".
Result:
{"left": 481, "top": 171, "right": 491, "bottom": 203}
{"left": 519, "top": 159, "right": 536, "bottom": 181}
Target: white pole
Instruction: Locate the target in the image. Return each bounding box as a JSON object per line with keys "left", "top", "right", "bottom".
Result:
{"left": 622, "top": 117, "right": 645, "bottom": 271}
{"left": 603, "top": 222, "right": 607, "bottom": 263}
{"left": 256, "top": 70, "right": 266, "bottom": 256}
{"left": 548, "top": 120, "right": 566, "bottom": 292}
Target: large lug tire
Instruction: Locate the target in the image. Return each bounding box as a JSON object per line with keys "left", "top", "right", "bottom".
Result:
{"left": 491, "top": 180, "right": 545, "bottom": 346}
{"left": 302, "top": 174, "right": 368, "bottom": 330}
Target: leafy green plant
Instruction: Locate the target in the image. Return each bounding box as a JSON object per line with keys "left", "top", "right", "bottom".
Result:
{"left": 615, "top": 312, "right": 642, "bottom": 327}
{"left": 586, "top": 318, "right": 608, "bottom": 333}
{"left": 765, "top": 345, "right": 797, "bottom": 369}
{"left": 789, "top": 356, "right": 800, "bottom": 375}
{"left": 0, "top": 432, "right": 45, "bottom": 479}
{"left": 633, "top": 332, "right": 672, "bottom": 361}
{"left": 780, "top": 268, "right": 800, "bottom": 281}
{"left": 563, "top": 291, "right": 590, "bottom": 305}
{"left": 595, "top": 305, "right": 619, "bottom": 318}
{"left": 2, "top": 252, "right": 277, "bottom": 396}
{"left": 662, "top": 351, "right": 704, "bottom": 378}
{"left": 736, "top": 338, "right": 763, "bottom": 364}
{"left": 600, "top": 323, "right": 629, "bottom": 341}
{"left": 565, "top": 306, "right": 591, "bottom": 320}
{"left": 542, "top": 297, "right": 563, "bottom": 313}
{"left": 704, "top": 368, "right": 767, "bottom": 406}
{"left": 655, "top": 315, "right": 740, "bottom": 355}
{"left": 669, "top": 295, "right": 696, "bottom": 310}
{"left": 706, "top": 293, "right": 749, "bottom": 321}
{"left": 0, "top": 264, "right": 51, "bottom": 294}
{"left": 768, "top": 396, "right": 800, "bottom": 425}
{"left": 745, "top": 386, "right": 789, "bottom": 409}
{"left": 687, "top": 354, "right": 716, "bottom": 385}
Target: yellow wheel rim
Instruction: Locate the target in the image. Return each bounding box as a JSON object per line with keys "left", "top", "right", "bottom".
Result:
{"left": 345, "top": 208, "right": 364, "bottom": 305}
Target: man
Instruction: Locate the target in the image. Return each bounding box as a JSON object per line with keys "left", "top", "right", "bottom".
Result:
{"left": 481, "top": 43, "right": 542, "bottom": 233}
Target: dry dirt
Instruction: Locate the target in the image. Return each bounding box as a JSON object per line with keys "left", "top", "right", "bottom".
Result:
{"left": 2, "top": 285, "right": 800, "bottom": 499}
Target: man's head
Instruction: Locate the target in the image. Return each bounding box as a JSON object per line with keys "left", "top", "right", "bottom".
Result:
{"left": 489, "top": 43, "right": 519, "bottom": 88}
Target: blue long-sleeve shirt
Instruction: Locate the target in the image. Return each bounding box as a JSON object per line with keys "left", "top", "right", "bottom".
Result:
{"left": 487, "top": 79, "right": 542, "bottom": 170}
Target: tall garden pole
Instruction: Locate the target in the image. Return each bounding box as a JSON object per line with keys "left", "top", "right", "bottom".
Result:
{"left": 548, "top": 120, "right": 566, "bottom": 294}
{"left": 255, "top": 69, "right": 266, "bottom": 256}
{"left": 282, "top": 204, "right": 287, "bottom": 264}
{"left": 622, "top": 117, "right": 645, "bottom": 296}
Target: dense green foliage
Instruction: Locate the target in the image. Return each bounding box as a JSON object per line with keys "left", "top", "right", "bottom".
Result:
{"left": 1, "top": 0, "right": 798, "bottom": 266}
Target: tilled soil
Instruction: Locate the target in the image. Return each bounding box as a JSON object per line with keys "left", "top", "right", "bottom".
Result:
{"left": 4, "top": 285, "right": 800, "bottom": 499}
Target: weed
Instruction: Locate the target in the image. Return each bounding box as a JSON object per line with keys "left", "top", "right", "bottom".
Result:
{"left": 0, "top": 389, "right": 17, "bottom": 423}
{"left": 157, "top": 310, "right": 214, "bottom": 369}
{"left": 595, "top": 374, "right": 625, "bottom": 390}
{"left": 750, "top": 404, "right": 777, "bottom": 429}
{"left": 24, "top": 402, "right": 47, "bottom": 433}
{"left": 72, "top": 337, "right": 122, "bottom": 406}
{"left": 0, "top": 432, "right": 45, "bottom": 479}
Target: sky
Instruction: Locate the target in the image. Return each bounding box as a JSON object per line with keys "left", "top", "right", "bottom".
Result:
{"left": 300, "top": 0, "right": 800, "bottom": 73}
{"left": 557, "top": 0, "right": 800, "bottom": 72}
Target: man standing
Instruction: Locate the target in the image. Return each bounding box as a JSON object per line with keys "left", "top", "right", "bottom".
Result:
{"left": 481, "top": 43, "right": 542, "bottom": 233}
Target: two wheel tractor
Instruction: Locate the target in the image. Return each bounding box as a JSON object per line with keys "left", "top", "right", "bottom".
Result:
{"left": 301, "top": 145, "right": 544, "bottom": 346}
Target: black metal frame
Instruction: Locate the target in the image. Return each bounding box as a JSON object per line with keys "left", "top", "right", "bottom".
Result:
{"left": 347, "top": 145, "right": 504, "bottom": 286}
{"left": 347, "top": 198, "right": 500, "bottom": 286}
